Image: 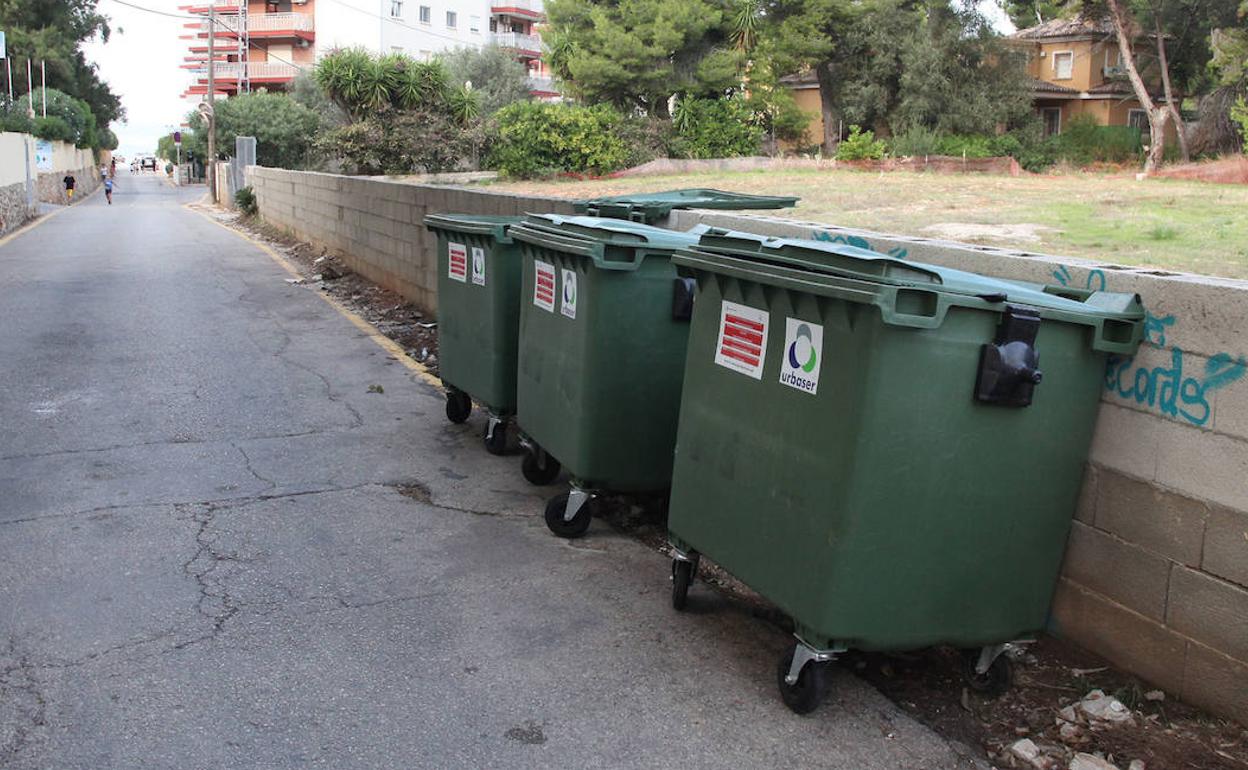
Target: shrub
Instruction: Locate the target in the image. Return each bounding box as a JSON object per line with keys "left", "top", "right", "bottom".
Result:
{"left": 32, "top": 115, "right": 75, "bottom": 143}
{"left": 1054, "top": 114, "right": 1142, "bottom": 164}
{"left": 235, "top": 186, "right": 258, "bottom": 216}
{"left": 889, "top": 126, "right": 940, "bottom": 157}
{"left": 834, "top": 125, "right": 886, "bottom": 161}
{"left": 1230, "top": 96, "right": 1248, "bottom": 150}
{"left": 613, "top": 116, "right": 675, "bottom": 168}
{"left": 318, "top": 109, "right": 476, "bottom": 175}
{"left": 670, "top": 97, "right": 763, "bottom": 159}
{"left": 487, "top": 101, "right": 630, "bottom": 178}
{"left": 0, "top": 97, "right": 32, "bottom": 134}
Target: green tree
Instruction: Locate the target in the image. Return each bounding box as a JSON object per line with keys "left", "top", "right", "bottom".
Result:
{"left": 442, "top": 45, "right": 533, "bottom": 115}
{"left": 487, "top": 101, "right": 631, "bottom": 177}
{"left": 314, "top": 48, "right": 450, "bottom": 119}
{"left": 21, "top": 87, "right": 99, "bottom": 147}
{"left": 183, "top": 91, "right": 321, "bottom": 169}
{"left": 545, "top": 0, "right": 743, "bottom": 116}
{"left": 0, "top": 0, "right": 124, "bottom": 130}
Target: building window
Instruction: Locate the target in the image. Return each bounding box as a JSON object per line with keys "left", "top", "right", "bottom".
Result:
{"left": 391, "top": 46, "right": 405, "bottom": 54}
{"left": 1042, "top": 107, "right": 1061, "bottom": 137}
{"left": 419, "top": 49, "right": 433, "bottom": 61}
{"left": 470, "top": 14, "right": 481, "bottom": 33}
{"left": 1052, "top": 51, "right": 1073, "bottom": 80}
{"left": 418, "top": 5, "right": 431, "bottom": 23}
{"left": 390, "top": 0, "right": 403, "bottom": 18}
{"left": 446, "top": 10, "right": 457, "bottom": 27}
{"left": 1128, "top": 109, "right": 1150, "bottom": 140}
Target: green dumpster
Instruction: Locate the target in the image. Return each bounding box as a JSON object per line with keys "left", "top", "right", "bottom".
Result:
{"left": 663, "top": 230, "right": 1145, "bottom": 713}
{"left": 508, "top": 214, "right": 704, "bottom": 536}
{"left": 573, "top": 188, "right": 800, "bottom": 225}
{"left": 424, "top": 214, "right": 533, "bottom": 458}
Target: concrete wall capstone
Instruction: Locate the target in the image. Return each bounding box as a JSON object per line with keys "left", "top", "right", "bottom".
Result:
{"left": 670, "top": 210, "right": 1248, "bottom": 725}
{"left": 245, "top": 166, "right": 1248, "bottom": 725}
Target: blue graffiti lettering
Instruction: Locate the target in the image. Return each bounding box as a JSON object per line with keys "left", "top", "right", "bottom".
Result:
{"left": 1052, "top": 265, "right": 1106, "bottom": 292}
{"left": 1105, "top": 343, "right": 1246, "bottom": 427}
{"left": 812, "top": 230, "right": 908, "bottom": 260}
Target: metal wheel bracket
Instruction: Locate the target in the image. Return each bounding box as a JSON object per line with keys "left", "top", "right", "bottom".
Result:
{"left": 670, "top": 545, "right": 697, "bottom": 564}
{"left": 485, "top": 413, "right": 505, "bottom": 442}
{"left": 785, "top": 638, "right": 838, "bottom": 686}
{"left": 564, "top": 488, "right": 592, "bottom": 522}
{"left": 974, "top": 640, "right": 1032, "bottom": 675}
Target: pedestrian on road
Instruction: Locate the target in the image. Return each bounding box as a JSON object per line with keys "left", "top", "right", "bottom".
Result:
{"left": 104, "top": 177, "right": 114, "bottom": 205}
{"left": 63, "top": 174, "right": 76, "bottom": 201}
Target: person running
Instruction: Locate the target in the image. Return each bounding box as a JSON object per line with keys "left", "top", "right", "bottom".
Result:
{"left": 63, "top": 174, "right": 76, "bottom": 201}
{"left": 104, "top": 176, "right": 114, "bottom": 205}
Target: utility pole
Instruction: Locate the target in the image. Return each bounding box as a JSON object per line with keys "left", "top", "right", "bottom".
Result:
{"left": 207, "top": 4, "right": 216, "bottom": 201}
{"left": 40, "top": 60, "right": 45, "bottom": 117}
{"left": 25, "top": 58, "right": 32, "bottom": 117}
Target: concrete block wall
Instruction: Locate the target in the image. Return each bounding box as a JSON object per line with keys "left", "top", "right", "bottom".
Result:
{"left": 246, "top": 167, "right": 577, "bottom": 314}
{"left": 671, "top": 211, "right": 1248, "bottom": 724}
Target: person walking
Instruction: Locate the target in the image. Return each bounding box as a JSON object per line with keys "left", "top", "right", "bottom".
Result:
{"left": 104, "top": 176, "right": 114, "bottom": 205}
{"left": 62, "top": 174, "right": 76, "bottom": 202}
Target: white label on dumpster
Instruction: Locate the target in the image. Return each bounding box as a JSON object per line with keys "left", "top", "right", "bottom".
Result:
{"left": 779, "top": 317, "right": 823, "bottom": 395}
{"left": 534, "top": 259, "right": 556, "bottom": 312}
{"left": 448, "top": 241, "right": 468, "bottom": 282}
{"left": 471, "top": 246, "right": 486, "bottom": 286}
{"left": 560, "top": 268, "right": 577, "bottom": 319}
{"left": 714, "top": 301, "right": 768, "bottom": 379}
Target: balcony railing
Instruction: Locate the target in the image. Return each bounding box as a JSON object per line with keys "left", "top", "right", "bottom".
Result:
{"left": 193, "top": 61, "right": 300, "bottom": 81}
{"left": 493, "top": 32, "right": 543, "bottom": 52}
{"left": 194, "top": 12, "right": 313, "bottom": 35}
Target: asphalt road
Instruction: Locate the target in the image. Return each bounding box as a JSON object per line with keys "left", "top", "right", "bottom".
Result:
{"left": 0, "top": 170, "right": 983, "bottom": 769}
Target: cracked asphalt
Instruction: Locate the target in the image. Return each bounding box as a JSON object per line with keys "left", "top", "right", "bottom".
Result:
{"left": 0, "top": 171, "right": 985, "bottom": 769}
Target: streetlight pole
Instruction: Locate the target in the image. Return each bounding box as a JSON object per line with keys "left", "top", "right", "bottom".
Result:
{"left": 207, "top": 4, "right": 217, "bottom": 200}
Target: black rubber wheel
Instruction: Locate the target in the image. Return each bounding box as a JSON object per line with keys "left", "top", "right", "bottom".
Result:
{"left": 671, "top": 559, "right": 694, "bottom": 611}
{"left": 483, "top": 422, "right": 508, "bottom": 455}
{"left": 521, "top": 451, "right": 561, "bottom": 486}
{"left": 777, "top": 648, "right": 830, "bottom": 715}
{"left": 544, "top": 492, "right": 593, "bottom": 539}
{"left": 962, "top": 650, "right": 1013, "bottom": 697}
{"left": 445, "top": 390, "right": 471, "bottom": 424}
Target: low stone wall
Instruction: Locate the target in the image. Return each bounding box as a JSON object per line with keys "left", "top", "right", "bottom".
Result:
{"left": 671, "top": 211, "right": 1248, "bottom": 724}
{"left": 0, "top": 180, "right": 33, "bottom": 234}
{"left": 246, "top": 165, "right": 1248, "bottom": 724}
{"left": 246, "top": 167, "right": 576, "bottom": 314}
{"left": 35, "top": 165, "right": 100, "bottom": 205}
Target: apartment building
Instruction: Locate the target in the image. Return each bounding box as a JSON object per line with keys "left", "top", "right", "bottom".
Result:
{"left": 180, "top": 0, "right": 555, "bottom": 100}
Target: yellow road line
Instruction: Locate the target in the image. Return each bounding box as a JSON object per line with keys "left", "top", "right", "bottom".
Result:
{"left": 186, "top": 204, "right": 443, "bottom": 389}
{"left": 0, "top": 186, "right": 101, "bottom": 250}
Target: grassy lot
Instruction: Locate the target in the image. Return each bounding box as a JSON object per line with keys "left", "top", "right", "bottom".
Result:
{"left": 491, "top": 169, "right": 1248, "bottom": 280}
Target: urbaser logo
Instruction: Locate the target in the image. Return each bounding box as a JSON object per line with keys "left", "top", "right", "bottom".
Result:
{"left": 779, "top": 318, "right": 823, "bottom": 394}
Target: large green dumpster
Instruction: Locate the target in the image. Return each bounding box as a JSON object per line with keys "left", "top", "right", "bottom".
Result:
{"left": 573, "top": 188, "right": 800, "bottom": 225}
{"left": 424, "top": 214, "right": 533, "bottom": 458}
{"left": 509, "top": 214, "right": 704, "bottom": 537}
{"left": 663, "top": 230, "right": 1145, "bottom": 714}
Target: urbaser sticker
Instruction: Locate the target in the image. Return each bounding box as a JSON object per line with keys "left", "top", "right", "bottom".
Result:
{"left": 448, "top": 242, "right": 468, "bottom": 282}
{"left": 714, "top": 301, "right": 768, "bottom": 379}
{"left": 560, "top": 268, "right": 577, "bottom": 319}
{"left": 534, "top": 260, "right": 556, "bottom": 312}
{"left": 471, "top": 246, "right": 486, "bottom": 286}
{"left": 779, "top": 317, "right": 823, "bottom": 394}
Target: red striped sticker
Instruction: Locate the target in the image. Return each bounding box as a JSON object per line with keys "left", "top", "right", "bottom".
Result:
{"left": 534, "top": 259, "right": 556, "bottom": 312}
{"left": 448, "top": 242, "right": 468, "bottom": 282}
{"left": 714, "top": 300, "right": 768, "bottom": 379}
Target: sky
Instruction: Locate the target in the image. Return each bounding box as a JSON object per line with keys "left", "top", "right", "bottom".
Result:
{"left": 82, "top": 0, "right": 1016, "bottom": 158}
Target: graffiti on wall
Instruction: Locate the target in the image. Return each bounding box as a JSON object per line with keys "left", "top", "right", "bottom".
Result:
{"left": 1051, "top": 266, "right": 1246, "bottom": 428}
{"left": 812, "top": 230, "right": 909, "bottom": 260}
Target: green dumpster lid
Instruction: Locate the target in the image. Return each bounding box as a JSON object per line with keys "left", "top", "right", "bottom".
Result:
{"left": 674, "top": 230, "right": 1145, "bottom": 355}
{"left": 510, "top": 214, "right": 703, "bottom": 271}
{"left": 572, "top": 188, "right": 799, "bottom": 223}
{"left": 423, "top": 213, "right": 524, "bottom": 242}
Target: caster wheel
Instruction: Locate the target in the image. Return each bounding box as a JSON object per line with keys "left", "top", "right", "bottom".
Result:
{"left": 483, "top": 422, "right": 508, "bottom": 455}
{"left": 671, "top": 559, "right": 695, "bottom": 611}
{"left": 544, "top": 492, "right": 593, "bottom": 539}
{"left": 445, "top": 390, "right": 471, "bottom": 424}
{"left": 777, "top": 648, "right": 831, "bottom": 715}
{"left": 962, "top": 650, "right": 1013, "bottom": 697}
{"left": 521, "top": 451, "right": 561, "bottom": 486}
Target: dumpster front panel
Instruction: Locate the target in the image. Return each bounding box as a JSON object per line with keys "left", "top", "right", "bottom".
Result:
{"left": 516, "top": 243, "right": 690, "bottom": 491}
{"left": 433, "top": 227, "right": 523, "bottom": 412}
{"left": 668, "top": 269, "right": 1110, "bottom": 652}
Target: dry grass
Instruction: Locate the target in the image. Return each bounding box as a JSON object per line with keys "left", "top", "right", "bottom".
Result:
{"left": 490, "top": 168, "right": 1248, "bottom": 280}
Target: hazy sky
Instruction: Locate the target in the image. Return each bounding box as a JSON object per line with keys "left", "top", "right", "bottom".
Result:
{"left": 82, "top": 0, "right": 1016, "bottom": 158}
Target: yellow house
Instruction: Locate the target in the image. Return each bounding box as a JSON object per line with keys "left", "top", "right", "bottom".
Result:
{"left": 1009, "top": 16, "right": 1174, "bottom": 141}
